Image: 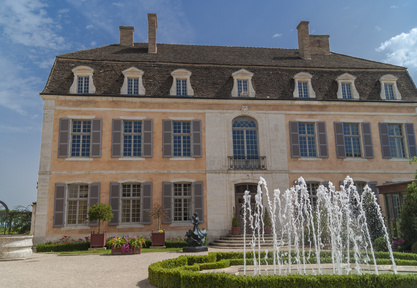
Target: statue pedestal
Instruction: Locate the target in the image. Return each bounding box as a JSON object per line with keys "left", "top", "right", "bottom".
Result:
{"left": 183, "top": 246, "right": 208, "bottom": 252}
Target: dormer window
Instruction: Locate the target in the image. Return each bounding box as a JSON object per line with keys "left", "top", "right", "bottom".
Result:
{"left": 336, "top": 73, "right": 359, "bottom": 100}
{"left": 120, "top": 67, "right": 145, "bottom": 96}
{"left": 293, "top": 72, "right": 315, "bottom": 99}
{"left": 379, "top": 74, "right": 401, "bottom": 100}
{"left": 69, "top": 66, "right": 96, "bottom": 94}
{"left": 170, "top": 69, "right": 194, "bottom": 96}
{"left": 232, "top": 69, "right": 255, "bottom": 98}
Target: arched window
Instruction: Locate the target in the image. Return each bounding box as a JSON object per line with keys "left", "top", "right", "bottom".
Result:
{"left": 232, "top": 117, "right": 259, "bottom": 159}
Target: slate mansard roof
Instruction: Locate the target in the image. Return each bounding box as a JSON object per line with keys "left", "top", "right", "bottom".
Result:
{"left": 42, "top": 42, "right": 417, "bottom": 101}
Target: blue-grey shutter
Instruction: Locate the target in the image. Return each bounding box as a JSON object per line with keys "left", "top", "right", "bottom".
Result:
{"left": 192, "top": 120, "right": 202, "bottom": 157}
{"left": 361, "top": 122, "right": 374, "bottom": 159}
{"left": 53, "top": 183, "right": 66, "bottom": 227}
{"left": 141, "top": 182, "right": 152, "bottom": 224}
{"left": 109, "top": 182, "right": 120, "bottom": 225}
{"left": 289, "top": 121, "right": 300, "bottom": 157}
{"left": 317, "top": 122, "right": 328, "bottom": 158}
{"left": 193, "top": 181, "right": 204, "bottom": 223}
{"left": 58, "top": 118, "right": 70, "bottom": 158}
{"left": 405, "top": 123, "right": 417, "bottom": 158}
{"left": 368, "top": 181, "right": 379, "bottom": 204}
{"left": 322, "top": 181, "right": 329, "bottom": 188}
{"left": 88, "top": 183, "right": 100, "bottom": 226}
{"left": 379, "top": 122, "right": 391, "bottom": 159}
{"left": 334, "top": 122, "right": 346, "bottom": 158}
{"left": 91, "top": 119, "right": 102, "bottom": 158}
{"left": 111, "top": 119, "right": 123, "bottom": 158}
{"left": 162, "top": 120, "right": 173, "bottom": 158}
{"left": 162, "top": 182, "right": 173, "bottom": 224}
{"left": 143, "top": 119, "right": 153, "bottom": 158}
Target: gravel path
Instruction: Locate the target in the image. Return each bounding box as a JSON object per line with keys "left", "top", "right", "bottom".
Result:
{"left": 0, "top": 248, "right": 235, "bottom": 288}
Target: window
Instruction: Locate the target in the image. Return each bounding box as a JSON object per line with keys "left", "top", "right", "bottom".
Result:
{"left": 69, "top": 66, "right": 96, "bottom": 94}
{"left": 162, "top": 119, "right": 202, "bottom": 158}
{"left": 336, "top": 73, "right": 359, "bottom": 100}
{"left": 379, "top": 122, "right": 417, "bottom": 159}
{"left": 298, "top": 123, "right": 317, "bottom": 157}
{"left": 293, "top": 72, "right": 315, "bottom": 99}
{"left": 343, "top": 123, "right": 361, "bottom": 157}
{"left": 289, "top": 121, "right": 328, "bottom": 158}
{"left": 71, "top": 120, "right": 91, "bottom": 157}
{"left": 388, "top": 124, "right": 405, "bottom": 158}
{"left": 173, "top": 121, "right": 191, "bottom": 157}
{"left": 306, "top": 182, "right": 319, "bottom": 207}
{"left": 173, "top": 183, "right": 192, "bottom": 222}
{"left": 121, "top": 184, "right": 141, "bottom": 223}
{"left": 120, "top": 67, "right": 145, "bottom": 95}
{"left": 232, "top": 117, "right": 259, "bottom": 159}
{"left": 67, "top": 184, "right": 89, "bottom": 225}
{"left": 379, "top": 74, "right": 401, "bottom": 100}
{"left": 162, "top": 181, "right": 204, "bottom": 224}
{"left": 334, "top": 122, "right": 374, "bottom": 159}
{"left": 111, "top": 119, "right": 152, "bottom": 158}
{"left": 108, "top": 182, "right": 152, "bottom": 226}
{"left": 123, "top": 121, "right": 142, "bottom": 157}
{"left": 170, "top": 69, "right": 194, "bottom": 96}
{"left": 231, "top": 69, "right": 255, "bottom": 97}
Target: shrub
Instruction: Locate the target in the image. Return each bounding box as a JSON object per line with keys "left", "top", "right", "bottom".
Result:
{"left": 36, "top": 236, "right": 90, "bottom": 252}
{"left": 165, "top": 240, "right": 188, "bottom": 248}
{"left": 400, "top": 159, "right": 417, "bottom": 250}
{"left": 87, "top": 203, "right": 113, "bottom": 234}
{"left": 374, "top": 237, "right": 389, "bottom": 252}
{"left": 412, "top": 241, "right": 417, "bottom": 254}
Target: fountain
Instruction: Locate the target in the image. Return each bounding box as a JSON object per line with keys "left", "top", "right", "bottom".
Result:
{"left": 241, "top": 176, "right": 397, "bottom": 276}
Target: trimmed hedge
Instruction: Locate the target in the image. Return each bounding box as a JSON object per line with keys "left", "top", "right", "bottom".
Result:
{"left": 149, "top": 252, "right": 417, "bottom": 288}
{"left": 36, "top": 241, "right": 90, "bottom": 252}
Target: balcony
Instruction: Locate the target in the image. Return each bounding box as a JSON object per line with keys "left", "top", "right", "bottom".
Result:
{"left": 228, "top": 156, "right": 267, "bottom": 170}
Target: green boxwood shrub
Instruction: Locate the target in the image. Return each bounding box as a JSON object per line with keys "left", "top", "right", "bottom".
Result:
{"left": 412, "top": 241, "right": 417, "bottom": 254}
{"left": 165, "top": 240, "right": 188, "bottom": 248}
{"left": 374, "top": 237, "right": 389, "bottom": 252}
{"left": 36, "top": 241, "right": 90, "bottom": 252}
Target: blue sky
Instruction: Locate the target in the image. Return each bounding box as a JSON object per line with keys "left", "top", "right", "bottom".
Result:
{"left": 0, "top": 0, "right": 416, "bottom": 210}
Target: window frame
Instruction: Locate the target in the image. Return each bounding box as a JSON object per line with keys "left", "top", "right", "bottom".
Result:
{"left": 388, "top": 124, "right": 406, "bottom": 158}
{"left": 336, "top": 73, "right": 359, "bottom": 100}
{"left": 298, "top": 122, "right": 317, "bottom": 157}
{"left": 121, "top": 183, "right": 142, "bottom": 224}
{"left": 120, "top": 67, "right": 145, "bottom": 96}
{"left": 69, "top": 66, "right": 96, "bottom": 94}
{"left": 293, "top": 72, "right": 315, "bottom": 99}
{"left": 170, "top": 69, "right": 194, "bottom": 96}
{"left": 172, "top": 183, "right": 193, "bottom": 223}
{"left": 122, "top": 120, "right": 143, "bottom": 157}
{"left": 66, "top": 184, "right": 89, "bottom": 226}
{"left": 343, "top": 123, "right": 362, "bottom": 158}
{"left": 70, "top": 119, "right": 92, "bottom": 157}
{"left": 379, "top": 74, "right": 401, "bottom": 100}
{"left": 231, "top": 69, "right": 255, "bottom": 98}
{"left": 232, "top": 116, "right": 259, "bottom": 159}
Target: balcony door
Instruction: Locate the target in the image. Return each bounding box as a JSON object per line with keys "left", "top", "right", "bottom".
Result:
{"left": 235, "top": 183, "right": 257, "bottom": 234}
{"left": 231, "top": 117, "right": 261, "bottom": 169}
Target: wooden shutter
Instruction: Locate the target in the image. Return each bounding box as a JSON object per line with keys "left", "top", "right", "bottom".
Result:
{"left": 334, "top": 122, "right": 346, "bottom": 158}
{"left": 162, "top": 182, "right": 173, "bottom": 224}
{"left": 109, "top": 182, "right": 120, "bottom": 225}
{"left": 379, "top": 122, "right": 391, "bottom": 159}
{"left": 143, "top": 119, "right": 153, "bottom": 158}
{"left": 141, "top": 182, "right": 152, "bottom": 224}
{"left": 88, "top": 183, "right": 100, "bottom": 226}
{"left": 91, "top": 119, "right": 102, "bottom": 158}
{"left": 289, "top": 121, "right": 300, "bottom": 157}
{"left": 368, "top": 181, "right": 379, "bottom": 204}
{"left": 361, "top": 122, "right": 374, "bottom": 159}
{"left": 162, "top": 120, "right": 173, "bottom": 158}
{"left": 58, "top": 118, "right": 70, "bottom": 158}
{"left": 192, "top": 120, "right": 202, "bottom": 157}
{"left": 193, "top": 181, "right": 204, "bottom": 223}
{"left": 405, "top": 123, "right": 417, "bottom": 158}
{"left": 53, "top": 183, "right": 66, "bottom": 227}
{"left": 317, "top": 122, "right": 328, "bottom": 158}
{"left": 111, "top": 119, "right": 123, "bottom": 158}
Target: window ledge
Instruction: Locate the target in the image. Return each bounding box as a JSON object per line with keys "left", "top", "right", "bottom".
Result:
{"left": 389, "top": 158, "right": 409, "bottom": 162}
{"left": 117, "top": 224, "right": 145, "bottom": 229}
{"left": 65, "top": 157, "right": 93, "bottom": 161}
{"left": 62, "top": 225, "right": 89, "bottom": 230}
{"left": 343, "top": 158, "right": 367, "bottom": 161}
{"left": 170, "top": 157, "right": 195, "bottom": 161}
{"left": 118, "top": 157, "right": 145, "bottom": 161}
{"left": 298, "top": 157, "right": 322, "bottom": 161}
{"left": 169, "top": 222, "right": 192, "bottom": 227}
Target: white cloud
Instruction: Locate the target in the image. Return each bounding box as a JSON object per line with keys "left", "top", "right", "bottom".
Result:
{"left": 273, "top": 33, "right": 282, "bottom": 38}
{"left": 375, "top": 26, "right": 381, "bottom": 32}
{"left": 0, "top": 0, "right": 69, "bottom": 50}
{"left": 376, "top": 28, "right": 417, "bottom": 70}
{"left": 112, "top": 2, "right": 124, "bottom": 7}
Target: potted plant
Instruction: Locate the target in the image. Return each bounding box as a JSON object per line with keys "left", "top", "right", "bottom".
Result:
{"left": 147, "top": 203, "right": 170, "bottom": 247}
{"left": 231, "top": 215, "right": 241, "bottom": 235}
{"left": 87, "top": 203, "right": 113, "bottom": 248}
{"left": 109, "top": 235, "right": 145, "bottom": 254}
{"left": 264, "top": 209, "right": 273, "bottom": 234}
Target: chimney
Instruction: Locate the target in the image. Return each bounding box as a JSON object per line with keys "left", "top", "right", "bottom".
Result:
{"left": 309, "top": 35, "right": 330, "bottom": 55}
{"left": 297, "top": 21, "right": 311, "bottom": 60}
{"left": 119, "top": 26, "right": 134, "bottom": 46}
{"left": 148, "top": 13, "right": 157, "bottom": 54}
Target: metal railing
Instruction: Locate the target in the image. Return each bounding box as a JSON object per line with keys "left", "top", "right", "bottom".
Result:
{"left": 228, "top": 156, "right": 267, "bottom": 170}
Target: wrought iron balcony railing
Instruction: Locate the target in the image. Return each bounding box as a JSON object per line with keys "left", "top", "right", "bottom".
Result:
{"left": 228, "top": 156, "right": 267, "bottom": 170}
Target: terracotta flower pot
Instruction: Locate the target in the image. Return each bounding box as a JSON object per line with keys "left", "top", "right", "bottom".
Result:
{"left": 232, "top": 226, "right": 241, "bottom": 235}
{"left": 111, "top": 246, "right": 141, "bottom": 255}
{"left": 151, "top": 230, "right": 165, "bottom": 246}
{"left": 90, "top": 231, "right": 106, "bottom": 248}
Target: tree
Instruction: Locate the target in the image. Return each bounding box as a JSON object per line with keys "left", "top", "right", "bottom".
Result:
{"left": 400, "top": 157, "right": 417, "bottom": 250}
{"left": 87, "top": 203, "right": 113, "bottom": 234}
{"left": 147, "top": 203, "right": 170, "bottom": 231}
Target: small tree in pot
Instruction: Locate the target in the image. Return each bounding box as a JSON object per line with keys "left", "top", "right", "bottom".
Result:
{"left": 147, "top": 203, "right": 170, "bottom": 247}
{"left": 88, "top": 203, "right": 113, "bottom": 248}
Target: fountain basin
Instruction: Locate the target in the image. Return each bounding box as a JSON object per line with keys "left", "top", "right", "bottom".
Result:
{"left": 0, "top": 235, "right": 33, "bottom": 260}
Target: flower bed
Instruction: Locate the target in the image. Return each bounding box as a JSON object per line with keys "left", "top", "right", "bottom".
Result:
{"left": 108, "top": 235, "right": 145, "bottom": 254}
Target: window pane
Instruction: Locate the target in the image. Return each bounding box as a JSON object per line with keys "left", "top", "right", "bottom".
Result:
{"left": 298, "top": 123, "right": 316, "bottom": 157}
{"left": 237, "top": 80, "right": 248, "bottom": 97}
{"left": 121, "top": 184, "right": 141, "bottom": 223}
{"left": 343, "top": 123, "right": 361, "bottom": 157}
{"left": 342, "top": 83, "right": 352, "bottom": 99}
{"left": 67, "top": 184, "right": 88, "bottom": 225}
{"left": 388, "top": 124, "right": 405, "bottom": 158}
{"left": 173, "top": 183, "right": 192, "bottom": 222}
{"left": 173, "top": 121, "right": 191, "bottom": 157}
{"left": 123, "top": 121, "right": 142, "bottom": 157}
{"left": 298, "top": 82, "right": 308, "bottom": 98}
{"left": 232, "top": 117, "right": 259, "bottom": 159}
{"left": 384, "top": 84, "right": 394, "bottom": 100}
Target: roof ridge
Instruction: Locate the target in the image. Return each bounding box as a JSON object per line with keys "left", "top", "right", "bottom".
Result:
{"left": 330, "top": 52, "right": 406, "bottom": 70}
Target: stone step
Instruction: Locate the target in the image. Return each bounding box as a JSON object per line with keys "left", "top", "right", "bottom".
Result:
{"left": 209, "top": 234, "right": 286, "bottom": 249}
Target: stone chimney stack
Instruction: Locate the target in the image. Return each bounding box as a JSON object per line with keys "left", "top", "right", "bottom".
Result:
{"left": 148, "top": 13, "right": 157, "bottom": 54}
{"left": 119, "top": 26, "right": 134, "bottom": 46}
{"left": 297, "top": 21, "right": 311, "bottom": 60}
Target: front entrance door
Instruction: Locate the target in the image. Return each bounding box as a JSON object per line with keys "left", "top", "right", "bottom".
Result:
{"left": 235, "top": 183, "right": 257, "bottom": 234}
